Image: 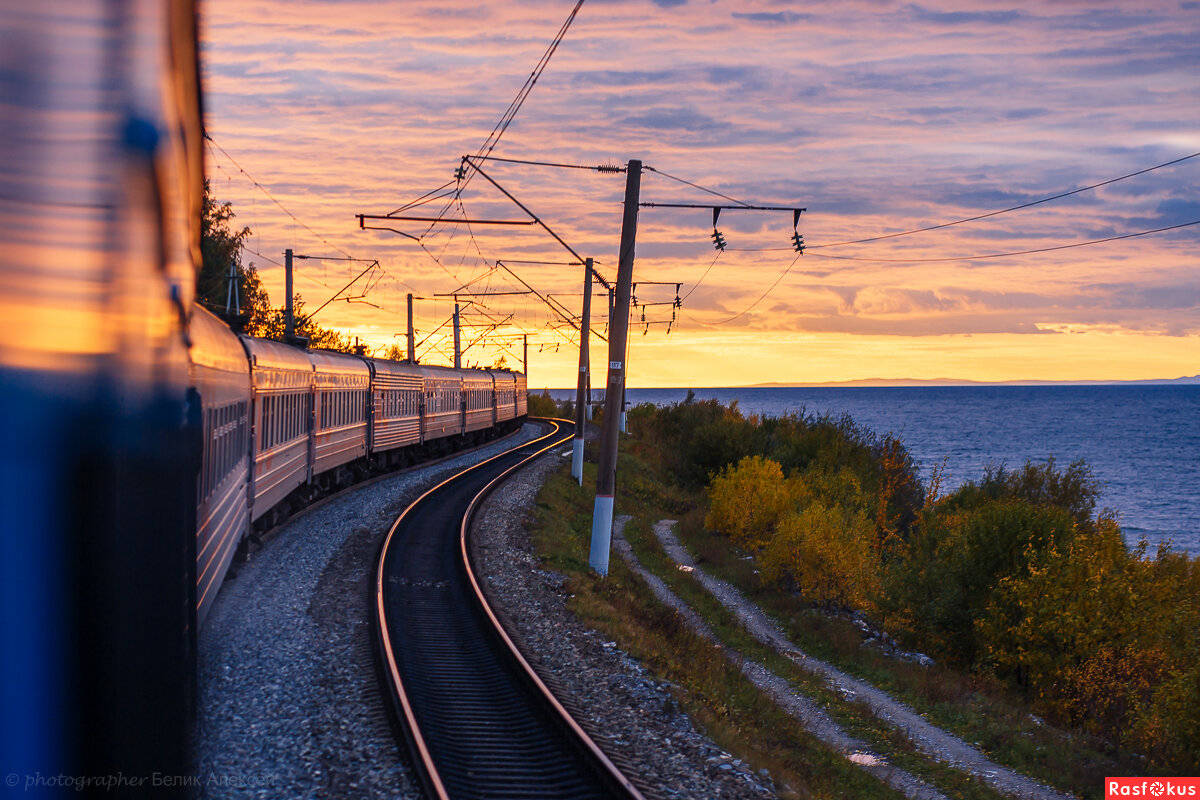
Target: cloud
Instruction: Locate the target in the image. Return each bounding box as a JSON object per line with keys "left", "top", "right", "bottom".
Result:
{"left": 902, "top": 4, "right": 1023, "bottom": 26}
{"left": 731, "top": 11, "right": 813, "bottom": 25}
{"left": 198, "top": 0, "right": 1200, "bottom": 381}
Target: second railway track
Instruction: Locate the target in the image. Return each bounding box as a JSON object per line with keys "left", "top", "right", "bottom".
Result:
{"left": 374, "top": 419, "right": 643, "bottom": 800}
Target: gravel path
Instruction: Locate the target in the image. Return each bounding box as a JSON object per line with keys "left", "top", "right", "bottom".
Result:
{"left": 470, "top": 451, "right": 776, "bottom": 799}
{"left": 194, "top": 426, "right": 544, "bottom": 799}
{"left": 652, "top": 520, "right": 1076, "bottom": 800}
{"left": 612, "top": 519, "right": 947, "bottom": 800}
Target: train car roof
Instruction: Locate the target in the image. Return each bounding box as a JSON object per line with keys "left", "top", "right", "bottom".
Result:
{"left": 307, "top": 348, "right": 370, "bottom": 380}
{"left": 239, "top": 335, "right": 314, "bottom": 374}
{"left": 189, "top": 306, "right": 250, "bottom": 375}
{"left": 364, "top": 357, "right": 425, "bottom": 379}
{"left": 415, "top": 363, "right": 466, "bottom": 381}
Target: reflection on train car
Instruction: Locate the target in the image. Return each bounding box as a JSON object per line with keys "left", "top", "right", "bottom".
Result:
{"left": 367, "top": 358, "right": 424, "bottom": 466}
{"left": 419, "top": 364, "right": 465, "bottom": 444}
{"left": 191, "top": 307, "right": 251, "bottom": 626}
{"left": 243, "top": 337, "right": 314, "bottom": 526}
{"left": 464, "top": 369, "right": 495, "bottom": 434}
{"left": 309, "top": 350, "right": 369, "bottom": 487}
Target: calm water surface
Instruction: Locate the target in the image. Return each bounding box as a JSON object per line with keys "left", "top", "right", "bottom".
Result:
{"left": 554, "top": 385, "right": 1200, "bottom": 556}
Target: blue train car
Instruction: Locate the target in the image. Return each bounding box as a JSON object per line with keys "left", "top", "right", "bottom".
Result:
{"left": 0, "top": 0, "right": 203, "bottom": 788}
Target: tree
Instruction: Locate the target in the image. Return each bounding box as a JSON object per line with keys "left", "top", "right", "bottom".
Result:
{"left": 256, "top": 294, "right": 352, "bottom": 352}
{"left": 198, "top": 181, "right": 352, "bottom": 350}
{"left": 197, "top": 180, "right": 271, "bottom": 331}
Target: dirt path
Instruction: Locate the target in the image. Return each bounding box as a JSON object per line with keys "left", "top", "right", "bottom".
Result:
{"left": 612, "top": 516, "right": 949, "bottom": 800}
{"left": 652, "top": 520, "right": 1075, "bottom": 800}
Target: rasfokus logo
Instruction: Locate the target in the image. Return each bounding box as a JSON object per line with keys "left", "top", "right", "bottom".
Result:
{"left": 1106, "top": 778, "right": 1200, "bottom": 797}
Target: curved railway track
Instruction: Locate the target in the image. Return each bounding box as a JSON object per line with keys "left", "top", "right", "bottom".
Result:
{"left": 374, "top": 419, "right": 643, "bottom": 800}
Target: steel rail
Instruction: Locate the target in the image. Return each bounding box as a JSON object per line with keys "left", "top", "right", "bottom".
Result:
{"left": 459, "top": 422, "right": 645, "bottom": 800}
{"left": 374, "top": 420, "right": 642, "bottom": 800}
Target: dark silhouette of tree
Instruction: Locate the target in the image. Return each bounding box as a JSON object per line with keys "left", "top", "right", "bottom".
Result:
{"left": 197, "top": 179, "right": 271, "bottom": 332}
{"left": 198, "top": 180, "right": 351, "bottom": 349}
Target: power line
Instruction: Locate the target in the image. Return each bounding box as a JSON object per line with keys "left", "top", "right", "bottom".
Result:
{"left": 806, "top": 218, "right": 1200, "bottom": 263}
{"left": 810, "top": 149, "right": 1200, "bottom": 249}
{"left": 470, "top": 154, "right": 626, "bottom": 173}
{"left": 205, "top": 132, "right": 357, "bottom": 261}
{"left": 413, "top": 0, "right": 586, "bottom": 237}
{"left": 680, "top": 249, "right": 722, "bottom": 302}
{"left": 685, "top": 252, "right": 804, "bottom": 326}
{"left": 644, "top": 165, "right": 752, "bottom": 207}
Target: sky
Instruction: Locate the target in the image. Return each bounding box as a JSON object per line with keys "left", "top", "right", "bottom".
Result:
{"left": 199, "top": 0, "right": 1200, "bottom": 387}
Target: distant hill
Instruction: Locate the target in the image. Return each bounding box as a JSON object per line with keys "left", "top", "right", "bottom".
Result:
{"left": 747, "top": 375, "right": 1200, "bottom": 388}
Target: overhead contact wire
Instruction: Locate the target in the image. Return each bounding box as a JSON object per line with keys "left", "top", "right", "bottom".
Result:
{"left": 810, "top": 150, "right": 1200, "bottom": 249}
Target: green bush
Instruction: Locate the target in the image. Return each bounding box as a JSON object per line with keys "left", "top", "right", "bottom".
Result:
{"left": 882, "top": 499, "right": 1078, "bottom": 665}
{"left": 526, "top": 390, "right": 561, "bottom": 418}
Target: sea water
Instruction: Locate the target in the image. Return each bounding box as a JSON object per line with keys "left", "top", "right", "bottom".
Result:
{"left": 553, "top": 385, "right": 1200, "bottom": 556}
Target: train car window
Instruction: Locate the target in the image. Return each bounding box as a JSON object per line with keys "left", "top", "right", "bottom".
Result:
{"left": 262, "top": 395, "right": 271, "bottom": 450}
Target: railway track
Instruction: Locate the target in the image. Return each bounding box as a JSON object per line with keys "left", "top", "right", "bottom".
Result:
{"left": 374, "top": 419, "right": 643, "bottom": 800}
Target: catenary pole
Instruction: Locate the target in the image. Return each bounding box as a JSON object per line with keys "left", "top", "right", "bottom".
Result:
{"left": 284, "top": 248, "right": 294, "bottom": 337}
{"left": 453, "top": 303, "right": 462, "bottom": 369}
{"left": 572, "top": 258, "right": 593, "bottom": 484}
{"left": 406, "top": 293, "right": 416, "bottom": 363}
{"left": 590, "top": 159, "right": 641, "bottom": 576}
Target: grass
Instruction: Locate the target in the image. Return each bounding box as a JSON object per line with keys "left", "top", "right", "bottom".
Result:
{"left": 532, "top": 461, "right": 904, "bottom": 799}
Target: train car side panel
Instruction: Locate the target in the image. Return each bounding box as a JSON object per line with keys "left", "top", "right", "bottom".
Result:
{"left": 309, "top": 350, "right": 369, "bottom": 476}
{"left": 463, "top": 371, "right": 494, "bottom": 433}
{"left": 366, "top": 359, "right": 423, "bottom": 453}
{"left": 189, "top": 307, "right": 251, "bottom": 625}
{"left": 515, "top": 371, "right": 528, "bottom": 417}
{"left": 491, "top": 371, "right": 517, "bottom": 424}
{"left": 241, "top": 337, "right": 313, "bottom": 520}
{"left": 419, "top": 365, "right": 463, "bottom": 442}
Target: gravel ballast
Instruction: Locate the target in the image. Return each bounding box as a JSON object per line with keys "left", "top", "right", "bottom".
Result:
{"left": 195, "top": 427, "right": 544, "bottom": 798}
{"left": 197, "top": 424, "right": 770, "bottom": 799}
{"left": 470, "top": 448, "right": 777, "bottom": 799}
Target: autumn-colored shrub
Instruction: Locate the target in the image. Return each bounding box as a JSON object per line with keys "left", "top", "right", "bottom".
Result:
{"left": 761, "top": 500, "right": 879, "bottom": 610}
{"left": 706, "top": 456, "right": 881, "bottom": 609}
{"left": 705, "top": 455, "right": 793, "bottom": 551}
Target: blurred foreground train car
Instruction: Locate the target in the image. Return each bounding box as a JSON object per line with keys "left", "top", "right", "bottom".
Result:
{"left": 189, "top": 306, "right": 528, "bottom": 626}
{"left": 0, "top": 2, "right": 527, "bottom": 793}
{"left": 1, "top": 0, "right": 206, "bottom": 791}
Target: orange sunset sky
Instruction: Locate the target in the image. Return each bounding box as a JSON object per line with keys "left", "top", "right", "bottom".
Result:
{"left": 199, "top": 0, "right": 1200, "bottom": 388}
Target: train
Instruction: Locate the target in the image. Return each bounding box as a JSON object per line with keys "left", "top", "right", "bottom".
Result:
{"left": 0, "top": 2, "right": 527, "bottom": 792}
{"left": 190, "top": 304, "right": 528, "bottom": 626}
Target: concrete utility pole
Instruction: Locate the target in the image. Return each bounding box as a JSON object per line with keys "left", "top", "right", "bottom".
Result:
{"left": 590, "top": 159, "right": 641, "bottom": 576}
{"left": 225, "top": 257, "right": 240, "bottom": 315}
{"left": 406, "top": 293, "right": 416, "bottom": 363}
{"left": 523, "top": 334, "right": 528, "bottom": 381}
{"left": 284, "top": 248, "right": 295, "bottom": 337}
{"left": 453, "top": 303, "right": 462, "bottom": 369}
{"left": 571, "top": 258, "right": 593, "bottom": 485}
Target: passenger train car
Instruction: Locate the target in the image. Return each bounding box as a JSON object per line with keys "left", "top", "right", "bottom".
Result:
{"left": 1, "top": 4, "right": 528, "bottom": 788}
{"left": 189, "top": 306, "right": 528, "bottom": 626}
{"left": 1, "top": 0, "right": 206, "bottom": 789}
